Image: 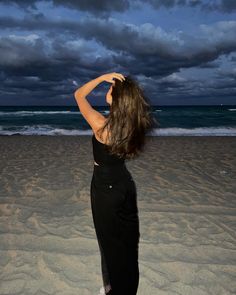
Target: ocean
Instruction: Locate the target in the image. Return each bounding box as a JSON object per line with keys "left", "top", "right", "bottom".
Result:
{"left": 0, "top": 105, "right": 235, "bottom": 136}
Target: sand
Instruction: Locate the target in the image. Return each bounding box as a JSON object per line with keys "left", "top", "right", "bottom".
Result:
{"left": 0, "top": 135, "right": 235, "bottom": 295}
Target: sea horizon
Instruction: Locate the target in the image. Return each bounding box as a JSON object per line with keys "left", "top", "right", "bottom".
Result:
{"left": 0, "top": 105, "right": 235, "bottom": 136}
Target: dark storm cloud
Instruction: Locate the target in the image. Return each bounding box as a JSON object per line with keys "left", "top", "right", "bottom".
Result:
{"left": 75, "top": 18, "right": 236, "bottom": 79}
{"left": 57, "top": 0, "right": 236, "bottom": 14}
{"left": 0, "top": 29, "right": 118, "bottom": 104}
{"left": 0, "top": 1, "right": 235, "bottom": 104}
{"left": 53, "top": 0, "right": 130, "bottom": 16}
{"left": 143, "top": 0, "right": 236, "bottom": 13}
{"left": 0, "top": 0, "right": 130, "bottom": 16}
{"left": 1, "top": 0, "right": 236, "bottom": 14}
{"left": 0, "top": 0, "right": 38, "bottom": 10}
{"left": 1, "top": 15, "right": 236, "bottom": 76}
{"left": 204, "top": 0, "right": 236, "bottom": 13}
{"left": 142, "top": 0, "right": 201, "bottom": 9}
{"left": 0, "top": 34, "right": 47, "bottom": 66}
{"left": 223, "top": 0, "right": 236, "bottom": 12}
{"left": 0, "top": 11, "right": 236, "bottom": 104}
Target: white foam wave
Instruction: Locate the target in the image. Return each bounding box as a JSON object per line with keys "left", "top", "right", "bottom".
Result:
{"left": 150, "top": 127, "right": 236, "bottom": 136}
{"left": 0, "top": 125, "right": 90, "bottom": 136}
{"left": 0, "top": 111, "right": 79, "bottom": 116}
{"left": 0, "top": 110, "right": 110, "bottom": 116}
{"left": 0, "top": 126, "right": 236, "bottom": 136}
{"left": 228, "top": 109, "right": 236, "bottom": 111}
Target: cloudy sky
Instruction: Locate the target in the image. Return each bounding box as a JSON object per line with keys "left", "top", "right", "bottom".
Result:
{"left": 0, "top": 0, "right": 236, "bottom": 106}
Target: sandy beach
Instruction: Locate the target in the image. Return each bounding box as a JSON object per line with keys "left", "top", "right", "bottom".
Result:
{"left": 0, "top": 135, "right": 235, "bottom": 295}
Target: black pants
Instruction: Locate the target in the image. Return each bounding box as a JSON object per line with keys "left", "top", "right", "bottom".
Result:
{"left": 90, "top": 163, "right": 140, "bottom": 295}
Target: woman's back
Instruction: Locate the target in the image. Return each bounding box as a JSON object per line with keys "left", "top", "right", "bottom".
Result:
{"left": 92, "top": 127, "right": 125, "bottom": 166}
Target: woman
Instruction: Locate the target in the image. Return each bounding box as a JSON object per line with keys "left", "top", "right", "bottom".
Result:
{"left": 74, "top": 73, "right": 156, "bottom": 295}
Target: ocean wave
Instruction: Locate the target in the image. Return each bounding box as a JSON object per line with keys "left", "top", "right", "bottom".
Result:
{"left": 0, "top": 111, "right": 78, "bottom": 116}
{"left": 0, "top": 125, "right": 236, "bottom": 136}
{"left": 0, "top": 110, "right": 110, "bottom": 116}
{"left": 228, "top": 109, "right": 236, "bottom": 111}
{"left": 152, "top": 127, "right": 236, "bottom": 136}
{"left": 0, "top": 125, "right": 89, "bottom": 135}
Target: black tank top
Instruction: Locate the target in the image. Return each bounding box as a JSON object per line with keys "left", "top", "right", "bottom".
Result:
{"left": 92, "top": 133, "right": 125, "bottom": 166}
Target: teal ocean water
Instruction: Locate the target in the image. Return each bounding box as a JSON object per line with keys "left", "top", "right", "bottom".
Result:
{"left": 0, "top": 105, "right": 235, "bottom": 136}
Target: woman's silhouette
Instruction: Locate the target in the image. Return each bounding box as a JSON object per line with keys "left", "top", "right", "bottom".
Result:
{"left": 74, "top": 73, "right": 156, "bottom": 295}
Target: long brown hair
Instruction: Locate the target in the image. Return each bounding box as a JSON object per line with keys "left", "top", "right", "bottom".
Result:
{"left": 97, "top": 75, "right": 159, "bottom": 159}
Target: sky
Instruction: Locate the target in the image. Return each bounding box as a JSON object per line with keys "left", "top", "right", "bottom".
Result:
{"left": 0, "top": 0, "right": 236, "bottom": 106}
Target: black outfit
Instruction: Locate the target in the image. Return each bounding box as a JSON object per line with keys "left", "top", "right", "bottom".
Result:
{"left": 90, "top": 134, "right": 140, "bottom": 295}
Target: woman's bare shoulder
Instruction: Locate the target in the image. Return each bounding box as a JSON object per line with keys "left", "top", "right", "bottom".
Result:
{"left": 94, "top": 118, "right": 109, "bottom": 144}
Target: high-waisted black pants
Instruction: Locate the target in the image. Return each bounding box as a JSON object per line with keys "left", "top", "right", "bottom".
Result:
{"left": 90, "top": 163, "right": 140, "bottom": 295}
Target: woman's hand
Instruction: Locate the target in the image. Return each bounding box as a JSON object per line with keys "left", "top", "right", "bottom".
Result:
{"left": 74, "top": 73, "right": 124, "bottom": 99}
{"left": 100, "top": 72, "right": 125, "bottom": 84}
